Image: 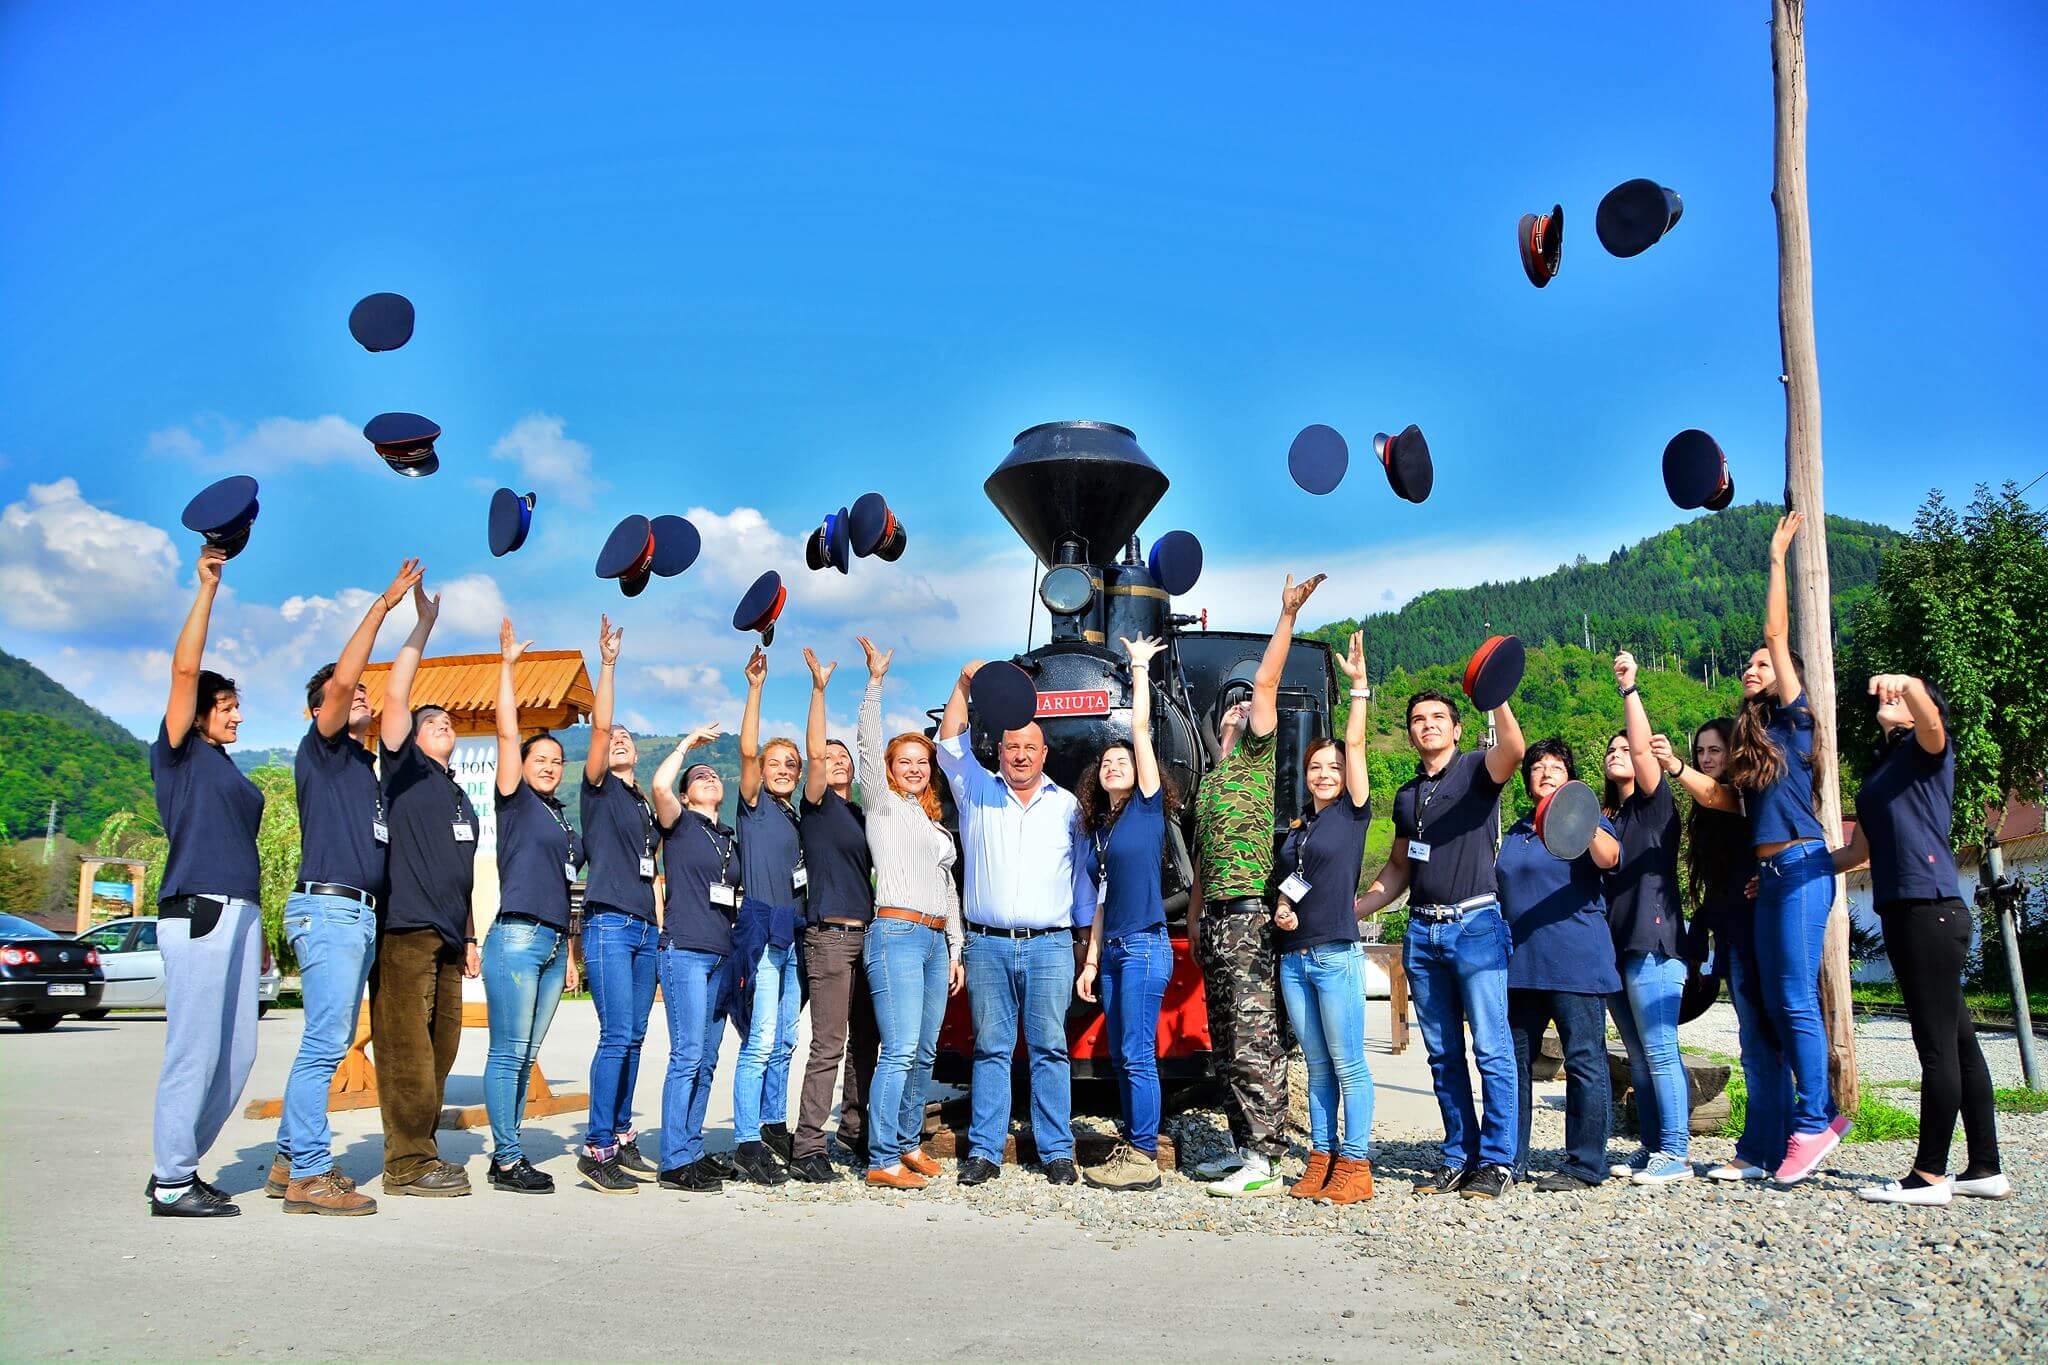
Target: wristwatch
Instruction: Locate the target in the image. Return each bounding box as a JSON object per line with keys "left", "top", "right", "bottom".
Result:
{"left": 1350, "top": 687, "right": 1371, "bottom": 700}
{"left": 1618, "top": 684, "right": 1640, "bottom": 699}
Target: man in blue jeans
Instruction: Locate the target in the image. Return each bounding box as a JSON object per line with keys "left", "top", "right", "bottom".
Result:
{"left": 937, "top": 661, "right": 1094, "bottom": 1187}
{"left": 1357, "top": 687, "right": 1526, "bottom": 1201}
{"left": 266, "top": 557, "right": 422, "bottom": 1217}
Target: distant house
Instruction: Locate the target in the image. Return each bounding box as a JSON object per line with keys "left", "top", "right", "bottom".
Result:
{"left": 1842, "top": 799, "right": 2045, "bottom": 981}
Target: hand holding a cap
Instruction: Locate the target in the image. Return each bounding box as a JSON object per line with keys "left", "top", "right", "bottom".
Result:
{"left": 857, "top": 635, "right": 893, "bottom": 680}
{"left": 802, "top": 647, "right": 836, "bottom": 691}
{"left": 196, "top": 544, "right": 229, "bottom": 589}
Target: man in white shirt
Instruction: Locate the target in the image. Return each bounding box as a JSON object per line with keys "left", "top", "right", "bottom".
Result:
{"left": 937, "top": 661, "right": 1093, "bottom": 1187}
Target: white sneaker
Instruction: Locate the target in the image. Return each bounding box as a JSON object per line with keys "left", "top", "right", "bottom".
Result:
{"left": 1706, "top": 1161, "right": 1767, "bottom": 1182}
{"left": 1205, "top": 1154, "right": 1280, "bottom": 1198}
{"left": 1188, "top": 1148, "right": 1248, "bottom": 1182}
{"left": 1858, "top": 1178, "right": 1952, "bottom": 1206}
{"left": 1952, "top": 1172, "right": 2013, "bottom": 1200}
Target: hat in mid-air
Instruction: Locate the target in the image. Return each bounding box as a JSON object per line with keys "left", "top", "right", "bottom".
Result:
{"left": 363, "top": 412, "right": 441, "bottom": 477}
{"left": 181, "top": 476, "right": 261, "bottom": 560}
{"left": 1596, "top": 179, "right": 1684, "bottom": 258}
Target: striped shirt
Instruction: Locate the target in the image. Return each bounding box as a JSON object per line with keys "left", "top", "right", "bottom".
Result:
{"left": 859, "top": 681, "right": 964, "bottom": 960}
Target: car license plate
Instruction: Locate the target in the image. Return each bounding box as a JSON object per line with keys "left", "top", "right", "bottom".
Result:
{"left": 47, "top": 983, "right": 86, "bottom": 996}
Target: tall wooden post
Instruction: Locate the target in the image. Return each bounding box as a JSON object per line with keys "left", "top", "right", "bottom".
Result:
{"left": 1772, "top": 0, "right": 1858, "bottom": 1114}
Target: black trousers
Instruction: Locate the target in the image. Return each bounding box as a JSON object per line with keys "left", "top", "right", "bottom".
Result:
{"left": 1507, "top": 988, "right": 1611, "bottom": 1184}
{"left": 1879, "top": 898, "right": 2001, "bottom": 1175}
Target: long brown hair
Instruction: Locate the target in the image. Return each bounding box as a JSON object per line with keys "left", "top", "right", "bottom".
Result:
{"left": 1076, "top": 741, "right": 1182, "bottom": 834}
{"left": 1684, "top": 718, "right": 1746, "bottom": 911}
{"left": 885, "top": 732, "right": 943, "bottom": 823}
{"left": 1725, "top": 649, "right": 1825, "bottom": 814}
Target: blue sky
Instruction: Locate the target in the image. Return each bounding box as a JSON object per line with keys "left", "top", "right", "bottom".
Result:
{"left": 2, "top": 3, "right": 2042, "bottom": 748}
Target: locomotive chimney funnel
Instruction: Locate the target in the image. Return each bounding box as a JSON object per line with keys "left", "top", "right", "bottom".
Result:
{"left": 984, "top": 421, "right": 1169, "bottom": 569}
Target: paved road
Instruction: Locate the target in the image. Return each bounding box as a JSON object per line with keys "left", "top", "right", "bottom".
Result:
{"left": 0, "top": 1003, "right": 1452, "bottom": 1362}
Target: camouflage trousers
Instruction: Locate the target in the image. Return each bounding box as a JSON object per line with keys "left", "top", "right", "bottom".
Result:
{"left": 1196, "top": 911, "right": 1288, "bottom": 1160}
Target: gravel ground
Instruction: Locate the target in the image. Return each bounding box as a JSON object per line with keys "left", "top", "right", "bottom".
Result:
{"left": 1682, "top": 1001, "right": 2037, "bottom": 1089}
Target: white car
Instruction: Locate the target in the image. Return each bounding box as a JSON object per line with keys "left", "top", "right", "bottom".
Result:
{"left": 76, "top": 916, "right": 282, "bottom": 1017}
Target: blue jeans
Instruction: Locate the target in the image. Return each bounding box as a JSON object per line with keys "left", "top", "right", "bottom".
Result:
{"left": 481, "top": 917, "right": 567, "bottom": 1165}
{"left": 1754, "top": 840, "right": 1839, "bottom": 1134}
{"left": 1508, "top": 988, "right": 1611, "bottom": 1183}
{"left": 1101, "top": 927, "right": 1173, "bottom": 1154}
{"left": 1728, "top": 946, "right": 1793, "bottom": 1169}
{"left": 1278, "top": 941, "right": 1375, "bottom": 1160}
{"left": 276, "top": 892, "right": 377, "bottom": 1178}
{"left": 864, "top": 918, "right": 948, "bottom": 1169}
{"left": 1612, "top": 950, "right": 1690, "bottom": 1158}
{"left": 582, "top": 911, "right": 658, "bottom": 1154}
{"left": 733, "top": 941, "right": 802, "bottom": 1142}
{"left": 963, "top": 929, "right": 1075, "bottom": 1165}
{"left": 658, "top": 947, "right": 727, "bottom": 1170}
{"left": 1403, "top": 903, "right": 1516, "bottom": 1170}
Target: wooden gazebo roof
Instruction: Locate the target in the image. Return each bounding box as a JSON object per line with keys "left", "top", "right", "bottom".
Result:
{"left": 360, "top": 650, "right": 595, "bottom": 737}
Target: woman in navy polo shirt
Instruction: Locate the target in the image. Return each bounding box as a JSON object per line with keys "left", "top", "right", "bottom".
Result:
{"left": 1499, "top": 738, "right": 1622, "bottom": 1192}
{"left": 482, "top": 618, "right": 586, "bottom": 1195}
{"left": 1268, "top": 631, "right": 1375, "bottom": 1204}
{"left": 1073, "top": 635, "right": 1178, "bottom": 1194}
{"left": 146, "top": 544, "right": 266, "bottom": 1218}
{"left": 1835, "top": 675, "right": 2005, "bottom": 1206}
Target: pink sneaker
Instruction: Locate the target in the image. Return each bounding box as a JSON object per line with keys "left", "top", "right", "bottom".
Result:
{"left": 1775, "top": 1126, "right": 1843, "bottom": 1184}
{"left": 1828, "top": 1113, "right": 1853, "bottom": 1139}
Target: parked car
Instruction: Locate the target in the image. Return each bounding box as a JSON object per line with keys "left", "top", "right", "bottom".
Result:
{"left": 0, "top": 912, "right": 105, "bottom": 1031}
{"left": 77, "top": 916, "right": 282, "bottom": 1017}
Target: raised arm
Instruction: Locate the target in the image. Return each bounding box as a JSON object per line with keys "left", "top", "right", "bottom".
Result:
{"left": 1765, "top": 510, "right": 1805, "bottom": 707}
{"left": 1356, "top": 842, "right": 1412, "bottom": 916}
{"left": 1483, "top": 699, "right": 1527, "bottom": 786}
{"left": 1870, "top": 673, "right": 1948, "bottom": 756}
{"left": 1252, "top": 574, "right": 1325, "bottom": 738}
{"left": 496, "top": 617, "right": 530, "bottom": 797}
{"left": 1122, "top": 635, "right": 1165, "bottom": 799}
{"left": 938, "top": 659, "right": 980, "bottom": 742}
{"left": 738, "top": 646, "right": 767, "bottom": 805}
{"left": 1335, "top": 631, "right": 1371, "bottom": 807}
{"left": 318, "top": 558, "right": 421, "bottom": 739}
{"left": 585, "top": 614, "right": 622, "bottom": 786}
{"left": 856, "top": 636, "right": 893, "bottom": 792}
{"left": 1614, "top": 651, "right": 1661, "bottom": 796}
{"left": 652, "top": 723, "right": 720, "bottom": 829}
{"left": 1651, "top": 734, "right": 1743, "bottom": 813}
{"left": 802, "top": 647, "right": 836, "bottom": 804}
{"left": 165, "top": 546, "right": 227, "bottom": 747}
{"left": 380, "top": 580, "right": 439, "bottom": 750}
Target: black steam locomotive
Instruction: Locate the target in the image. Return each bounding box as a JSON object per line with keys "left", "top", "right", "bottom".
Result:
{"left": 937, "top": 420, "right": 1337, "bottom": 1083}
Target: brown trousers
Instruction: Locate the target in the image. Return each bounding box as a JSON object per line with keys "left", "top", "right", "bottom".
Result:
{"left": 793, "top": 924, "right": 879, "bottom": 1159}
{"left": 369, "top": 927, "right": 464, "bottom": 1182}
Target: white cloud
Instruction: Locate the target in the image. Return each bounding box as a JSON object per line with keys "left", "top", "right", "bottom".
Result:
{"left": 0, "top": 478, "right": 182, "bottom": 630}
{"left": 490, "top": 414, "right": 601, "bottom": 506}
{"left": 148, "top": 414, "right": 361, "bottom": 468}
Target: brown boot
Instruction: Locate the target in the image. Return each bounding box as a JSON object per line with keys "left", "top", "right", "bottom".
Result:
{"left": 1321, "top": 1157, "right": 1375, "bottom": 1205}
{"left": 283, "top": 1172, "right": 378, "bottom": 1216}
{"left": 1289, "top": 1152, "right": 1334, "bottom": 1200}
{"left": 269, "top": 1154, "right": 356, "bottom": 1198}
{"left": 900, "top": 1148, "right": 942, "bottom": 1178}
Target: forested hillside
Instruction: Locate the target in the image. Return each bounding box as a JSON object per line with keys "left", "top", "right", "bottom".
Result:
{"left": 0, "top": 711, "right": 155, "bottom": 844}
{"left": 0, "top": 648, "right": 140, "bottom": 747}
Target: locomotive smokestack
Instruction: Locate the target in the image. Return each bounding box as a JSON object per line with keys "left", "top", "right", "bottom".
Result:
{"left": 984, "top": 421, "right": 1169, "bottom": 569}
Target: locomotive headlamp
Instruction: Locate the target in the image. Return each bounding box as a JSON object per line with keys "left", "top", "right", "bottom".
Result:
{"left": 1039, "top": 564, "right": 1094, "bottom": 616}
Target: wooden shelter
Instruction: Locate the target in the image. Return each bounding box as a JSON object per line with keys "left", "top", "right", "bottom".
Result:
{"left": 358, "top": 649, "right": 594, "bottom": 738}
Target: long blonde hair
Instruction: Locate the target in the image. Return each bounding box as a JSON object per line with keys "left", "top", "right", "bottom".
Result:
{"left": 886, "top": 732, "right": 943, "bottom": 822}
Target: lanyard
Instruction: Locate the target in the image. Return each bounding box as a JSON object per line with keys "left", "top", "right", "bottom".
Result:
{"left": 775, "top": 796, "right": 806, "bottom": 875}
{"left": 540, "top": 793, "right": 578, "bottom": 859}
{"left": 1413, "top": 759, "right": 1454, "bottom": 841}
{"left": 627, "top": 785, "right": 655, "bottom": 859}
{"left": 698, "top": 818, "right": 735, "bottom": 887}
{"left": 436, "top": 758, "right": 471, "bottom": 828}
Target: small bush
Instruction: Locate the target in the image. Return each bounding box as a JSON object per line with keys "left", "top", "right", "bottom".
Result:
{"left": 1993, "top": 1087, "right": 2048, "bottom": 1115}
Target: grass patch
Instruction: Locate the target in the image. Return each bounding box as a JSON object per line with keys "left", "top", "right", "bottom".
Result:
{"left": 1851, "top": 981, "right": 2048, "bottom": 1019}
{"left": 1678, "top": 1047, "right": 1919, "bottom": 1144}
{"left": 1994, "top": 1087, "right": 2048, "bottom": 1115}
{"left": 1847, "top": 1092, "right": 1920, "bottom": 1144}
{"left": 1874, "top": 1079, "right": 1920, "bottom": 1092}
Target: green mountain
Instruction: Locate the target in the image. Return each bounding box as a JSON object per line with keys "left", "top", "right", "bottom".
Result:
{"left": 553, "top": 727, "right": 747, "bottom": 826}
{"left": 0, "top": 648, "right": 141, "bottom": 747}
{"left": 0, "top": 710, "right": 155, "bottom": 845}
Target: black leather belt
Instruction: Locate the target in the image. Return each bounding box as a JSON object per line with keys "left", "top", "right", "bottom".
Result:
{"left": 811, "top": 920, "right": 866, "bottom": 934}
{"left": 294, "top": 881, "right": 378, "bottom": 910}
{"left": 967, "top": 921, "right": 1068, "bottom": 940}
{"left": 1204, "top": 896, "right": 1269, "bottom": 917}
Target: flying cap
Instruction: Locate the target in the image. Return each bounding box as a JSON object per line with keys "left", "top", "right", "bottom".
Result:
{"left": 180, "top": 475, "right": 260, "bottom": 560}
{"left": 1596, "top": 179, "right": 1684, "bottom": 258}
{"left": 805, "top": 508, "right": 852, "bottom": 574}
{"left": 1373, "top": 425, "right": 1434, "bottom": 503}
{"left": 362, "top": 412, "right": 441, "bottom": 477}
{"left": 488, "top": 489, "right": 536, "bottom": 557}
{"left": 1287, "top": 425, "right": 1349, "bottom": 495}
{"left": 734, "top": 570, "right": 787, "bottom": 645}
{"left": 1147, "top": 530, "right": 1203, "bottom": 596}
{"left": 1662, "top": 429, "right": 1735, "bottom": 511}
{"left": 348, "top": 292, "right": 415, "bottom": 352}
{"left": 649, "top": 515, "right": 701, "bottom": 577}
{"left": 1462, "top": 634, "right": 1525, "bottom": 712}
{"left": 849, "top": 492, "right": 908, "bottom": 561}
{"left": 1533, "top": 780, "right": 1601, "bottom": 860}
{"left": 596, "top": 515, "right": 657, "bottom": 597}
{"left": 970, "top": 660, "right": 1038, "bottom": 735}
{"left": 1518, "top": 204, "right": 1563, "bottom": 287}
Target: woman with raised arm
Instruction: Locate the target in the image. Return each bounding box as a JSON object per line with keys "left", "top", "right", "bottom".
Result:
{"left": 854, "top": 634, "right": 962, "bottom": 1190}
{"left": 787, "top": 647, "right": 879, "bottom": 1183}
{"left": 481, "top": 617, "right": 585, "bottom": 1195}
{"left": 146, "top": 544, "right": 266, "bottom": 1218}
{"left": 650, "top": 723, "right": 733, "bottom": 1194}
{"left": 1599, "top": 651, "right": 1691, "bottom": 1187}
{"left": 1073, "top": 635, "right": 1178, "bottom": 1193}
{"left": 1268, "top": 630, "right": 1376, "bottom": 1203}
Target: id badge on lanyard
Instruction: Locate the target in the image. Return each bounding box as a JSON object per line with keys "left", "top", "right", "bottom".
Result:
{"left": 1409, "top": 839, "right": 1433, "bottom": 864}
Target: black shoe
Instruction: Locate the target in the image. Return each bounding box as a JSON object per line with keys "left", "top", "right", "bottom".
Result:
{"left": 957, "top": 1157, "right": 1001, "bottom": 1187}
{"left": 1415, "top": 1164, "right": 1471, "bottom": 1196}
{"left": 149, "top": 1179, "right": 240, "bottom": 1218}
{"left": 1460, "top": 1164, "right": 1514, "bottom": 1200}
{"left": 577, "top": 1153, "right": 640, "bottom": 1195}
{"left": 832, "top": 1134, "right": 870, "bottom": 1169}
{"left": 733, "top": 1140, "right": 789, "bottom": 1186}
{"left": 704, "top": 1150, "right": 738, "bottom": 1181}
{"left": 759, "top": 1122, "right": 795, "bottom": 1163}
{"left": 1043, "top": 1158, "right": 1078, "bottom": 1186}
{"left": 615, "top": 1139, "right": 658, "bottom": 1180}
{"left": 788, "top": 1153, "right": 842, "bottom": 1184}
{"left": 490, "top": 1159, "right": 555, "bottom": 1194}
{"left": 660, "top": 1162, "right": 725, "bottom": 1194}
{"left": 1532, "top": 1170, "right": 1599, "bottom": 1193}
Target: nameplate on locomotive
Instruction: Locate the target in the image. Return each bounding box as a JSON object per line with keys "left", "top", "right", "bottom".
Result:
{"left": 1034, "top": 689, "right": 1112, "bottom": 717}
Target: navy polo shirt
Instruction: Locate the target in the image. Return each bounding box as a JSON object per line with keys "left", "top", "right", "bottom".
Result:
{"left": 151, "top": 720, "right": 264, "bottom": 903}
{"left": 1087, "top": 787, "right": 1168, "bottom": 941}
{"left": 1496, "top": 815, "right": 1622, "bottom": 995}
{"left": 738, "top": 790, "right": 803, "bottom": 910}
{"left": 1274, "top": 794, "right": 1371, "bottom": 953}
{"left": 798, "top": 789, "right": 871, "bottom": 925}
{"left": 1857, "top": 730, "right": 1960, "bottom": 906}
{"left": 379, "top": 731, "right": 478, "bottom": 947}
{"left": 1747, "top": 692, "right": 1826, "bottom": 847}
{"left": 660, "top": 808, "right": 738, "bottom": 955}
{"left": 496, "top": 782, "right": 584, "bottom": 932}
{"left": 579, "top": 771, "right": 657, "bottom": 922}
{"left": 1392, "top": 749, "right": 1505, "bottom": 907}
{"left": 1606, "top": 782, "right": 1683, "bottom": 959}
{"left": 293, "top": 720, "right": 385, "bottom": 896}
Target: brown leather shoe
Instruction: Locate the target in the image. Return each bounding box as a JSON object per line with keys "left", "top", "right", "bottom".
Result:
{"left": 283, "top": 1172, "right": 378, "bottom": 1216}
{"left": 1289, "top": 1151, "right": 1334, "bottom": 1200}
{"left": 1321, "top": 1157, "right": 1375, "bottom": 1205}
{"left": 269, "top": 1155, "right": 356, "bottom": 1197}
{"left": 865, "top": 1165, "right": 930, "bottom": 1190}
{"left": 900, "top": 1148, "right": 942, "bottom": 1179}
{"left": 382, "top": 1161, "right": 472, "bottom": 1197}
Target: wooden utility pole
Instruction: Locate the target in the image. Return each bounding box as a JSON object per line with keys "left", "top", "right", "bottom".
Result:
{"left": 1772, "top": 0, "right": 1858, "bottom": 1114}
